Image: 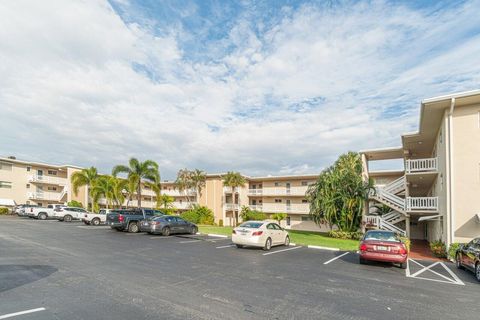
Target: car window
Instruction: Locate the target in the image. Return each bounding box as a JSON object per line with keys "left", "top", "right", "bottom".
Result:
{"left": 176, "top": 217, "right": 187, "bottom": 223}
{"left": 165, "top": 216, "right": 175, "bottom": 223}
{"left": 273, "top": 224, "right": 282, "bottom": 230}
{"left": 267, "top": 223, "right": 275, "bottom": 230}
{"left": 239, "top": 222, "right": 264, "bottom": 228}
{"left": 144, "top": 209, "right": 154, "bottom": 216}
{"left": 364, "top": 231, "right": 399, "bottom": 242}
{"left": 99, "top": 210, "right": 105, "bottom": 215}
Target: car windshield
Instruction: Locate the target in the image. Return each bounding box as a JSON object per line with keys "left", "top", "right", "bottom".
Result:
{"left": 364, "top": 231, "right": 399, "bottom": 242}
{"left": 239, "top": 222, "right": 263, "bottom": 229}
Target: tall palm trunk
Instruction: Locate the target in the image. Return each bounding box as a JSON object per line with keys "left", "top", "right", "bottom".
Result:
{"left": 137, "top": 183, "right": 142, "bottom": 208}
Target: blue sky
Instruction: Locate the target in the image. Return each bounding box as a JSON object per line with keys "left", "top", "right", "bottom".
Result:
{"left": 1, "top": 0, "right": 479, "bottom": 179}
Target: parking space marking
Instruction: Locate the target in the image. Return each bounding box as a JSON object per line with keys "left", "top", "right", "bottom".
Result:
{"left": 262, "top": 246, "right": 302, "bottom": 256}
{"left": 0, "top": 307, "right": 46, "bottom": 319}
{"left": 206, "top": 238, "right": 231, "bottom": 242}
{"left": 179, "top": 240, "right": 202, "bottom": 244}
{"left": 216, "top": 244, "right": 236, "bottom": 249}
{"left": 406, "top": 259, "right": 464, "bottom": 285}
{"left": 323, "top": 252, "right": 350, "bottom": 265}
{"left": 150, "top": 236, "right": 172, "bottom": 239}
{"left": 76, "top": 226, "right": 110, "bottom": 229}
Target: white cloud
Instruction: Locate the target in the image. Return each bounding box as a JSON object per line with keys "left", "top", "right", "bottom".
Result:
{"left": 1, "top": 0, "right": 479, "bottom": 178}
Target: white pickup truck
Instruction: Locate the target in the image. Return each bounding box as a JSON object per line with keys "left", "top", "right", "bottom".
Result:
{"left": 55, "top": 207, "right": 91, "bottom": 222}
{"left": 82, "top": 209, "right": 112, "bottom": 226}
{"left": 28, "top": 204, "right": 66, "bottom": 220}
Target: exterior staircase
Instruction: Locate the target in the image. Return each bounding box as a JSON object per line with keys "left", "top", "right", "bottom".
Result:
{"left": 364, "top": 214, "right": 406, "bottom": 237}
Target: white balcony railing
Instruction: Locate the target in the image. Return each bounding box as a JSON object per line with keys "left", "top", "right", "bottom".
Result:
{"left": 249, "top": 205, "right": 263, "bottom": 211}
{"left": 248, "top": 187, "right": 308, "bottom": 196}
{"left": 223, "top": 187, "right": 239, "bottom": 193}
{"left": 261, "top": 203, "right": 309, "bottom": 214}
{"left": 141, "top": 189, "right": 196, "bottom": 197}
{"left": 405, "top": 158, "right": 437, "bottom": 173}
{"left": 27, "top": 191, "right": 62, "bottom": 201}
{"left": 28, "top": 174, "right": 67, "bottom": 185}
{"left": 224, "top": 203, "right": 240, "bottom": 210}
{"left": 406, "top": 197, "right": 438, "bottom": 211}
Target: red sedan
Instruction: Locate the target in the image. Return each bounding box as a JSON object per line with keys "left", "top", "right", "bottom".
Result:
{"left": 359, "top": 230, "right": 408, "bottom": 269}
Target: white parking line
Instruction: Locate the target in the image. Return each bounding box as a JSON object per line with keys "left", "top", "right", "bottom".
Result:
{"left": 0, "top": 307, "right": 46, "bottom": 319}
{"left": 406, "top": 259, "right": 464, "bottom": 285}
{"left": 262, "top": 246, "right": 302, "bottom": 256}
{"left": 76, "top": 226, "right": 110, "bottom": 229}
{"left": 149, "top": 236, "right": 172, "bottom": 239}
{"left": 216, "top": 244, "right": 236, "bottom": 249}
{"left": 179, "top": 240, "right": 202, "bottom": 244}
{"left": 323, "top": 252, "right": 350, "bottom": 265}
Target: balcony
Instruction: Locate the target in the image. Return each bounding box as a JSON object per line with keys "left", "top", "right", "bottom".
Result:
{"left": 172, "top": 201, "right": 196, "bottom": 210}
{"left": 406, "top": 197, "right": 438, "bottom": 212}
{"left": 248, "top": 187, "right": 308, "bottom": 196}
{"left": 249, "top": 205, "right": 263, "bottom": 211}
{"left": 405, "top": 158, "right": 437, "bottom": 174}
{"left": 142, "top": 189, "right": 196, "bottom": 197}
{"left": 260, "top": 203, "right": 309, "bottom": 214}
{"left": 27, "top": 191, "right": 62, "bottom": 201}
{"left": 28, "top": 174, "right": 67, "bottom": 186}
{"left": 223, "top": 187, "right": 239, "bottom": 193}
{"left": 224, "top": 203, "right": 240, "bottom": 211}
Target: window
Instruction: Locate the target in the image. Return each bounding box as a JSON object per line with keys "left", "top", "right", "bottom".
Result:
{"left": 0, "top": 181, "right": 12, "bottom": 188}
{"left": 26, "top": 184, "right": 30, "bottom": 189}
{"left": 47, "top": 170, "right": 57, "bottom": 175}
{"left": 274, "top": 182, "right": 280, "bottom": 187}
{"left": 144, "top": 185, "right": 151, "bottom": 189}
{"left": 0, "top": 162, "right": 12, "bottom": 171}
{"left": 302, "top": 199, "right": 308, "bottom": 203}
{"left": 273, "top": 224, "right": 282, "bottom": 230}
{"left": 266, "top": 223, "right": 275, "bottom": 230}
{"left": 301, "top": 181, "right": 308, "bottom": 186}
{"left": 301, "top": 216, "right": 312, "bottom": 221}
{"left": 274, "top": 199, "right": 282, "bottom": 203}
{"left": 27, "top": 166, "right": 31, "bottom": 172}
{"left": 439, "top": 129, "right": 443, "bottom": 144}
{"left": 286, "top": 216, "right": 290, "bottom": 226}
{"left": 47, "top": 186, "right": 57, "bottom": 191}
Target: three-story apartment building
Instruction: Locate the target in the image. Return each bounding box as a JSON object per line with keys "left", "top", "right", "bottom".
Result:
{"left": 361, "top": 90, "right": 480, "bottom": 246}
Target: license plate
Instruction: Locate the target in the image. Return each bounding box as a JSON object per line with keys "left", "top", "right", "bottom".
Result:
{"left": 377, "top": 246, "right": 389, "bottom": 251}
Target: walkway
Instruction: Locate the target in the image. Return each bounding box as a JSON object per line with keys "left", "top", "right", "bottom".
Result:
{"left": 409, "top": 240, "right": 447, "bottom": 261}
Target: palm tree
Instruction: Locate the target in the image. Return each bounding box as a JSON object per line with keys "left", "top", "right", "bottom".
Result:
{"left": 158, "top": 194, "right": 176, "bottom": 214}
{"left": 146, "top": 176, "right": 162, "bottom": 209}
{"left": 175, "top": 169, "right": 194, "bottom": 203}
{"left": 112, "top": 158, "right": 160, "bottom": 208}
{"left": 71, "top": 167, "right": 98, "bottom": 211}
{"left": 124, "top": 176, "right": 138, "bottom": 208}
{"left": 190, "top": 169, "right": 206, "bottom": 202}
{"left": 222, "top": 171, "right": 246, "bottom": 226}
{"left": 91, "top": 176, "right": 116, "bottom": 209}
{"left": 111, "top": 177, "right": 128, "bottom": 208}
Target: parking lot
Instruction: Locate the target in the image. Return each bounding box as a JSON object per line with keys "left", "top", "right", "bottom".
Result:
{"left": 1, "top": 217, "right": 479, "bottom": 320}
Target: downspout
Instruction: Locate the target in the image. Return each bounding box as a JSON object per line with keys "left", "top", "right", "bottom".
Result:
{"left": 447, "top": 98, "right": 456, "bottom": 246}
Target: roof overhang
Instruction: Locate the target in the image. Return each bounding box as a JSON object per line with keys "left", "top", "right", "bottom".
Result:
{"left": 360, "top": 147, "right": 404, "bottom": 161}
{"left": 418, "top": 214, "right": 442, "bottom": 222}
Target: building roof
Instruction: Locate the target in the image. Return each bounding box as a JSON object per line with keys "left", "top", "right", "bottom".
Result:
{"left": 359, "top": 147, "right": 404, "bottom": 161}
{"left": 0, "top": 157, "right": 83, "bottom": 170}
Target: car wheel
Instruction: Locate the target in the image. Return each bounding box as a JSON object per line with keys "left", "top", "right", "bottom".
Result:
{"left": 83, "top": 221, "right": 89, "bottom": 225}
{"left": 284, "top": 235, "right": 290, "bottom": 246}
{"left": 456, "top": 254, "right": 464, "bottom": 270}
{"left": 263, "top": 238, "right": 272, "bottom": 251}
{"left": 114, "top": 227, "right": 123, "bottom": 232}
{"left": 92, "top": 218, "right": 100, "bottom": 226}
{"left": 128, "top": 222, "right": 139, "bottom": 233}
{"left": 162, "top": 227, "right": 171, "bottom": 236}
{"left": 190, "top": 226, "right": 197, "bottom": 235}
{"left": 38, "top": 213, "right": 47, "bottom": 220}
{"left": 359, "top": 257, "right": 367, "bottom": 265}
{"left": 236, "top": 244, "right": 243, "bottom": 248}
{"left": 64, "top": 215, "right": 72, "bottom": 222}
{"left": 399, "top": 262, "right": 407, "bottom": 269}
{"left": 476, "top": 263, "right": 480, "bottom": 282}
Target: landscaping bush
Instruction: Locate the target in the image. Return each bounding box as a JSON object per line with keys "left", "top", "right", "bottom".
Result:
{"left": 429, "top": 240, "right": 447, "bottom": 258}
{"left": 240, "top": 206, "right": 267, "bottom": 221}
{"left": 399, "top": 237, "right": 411, "bottom": 252}
{"left": 0, "top": 207, "right": 9, "bottom": 215}
{"left": 67, "top": 200, "right": 83, "bottom": 208}
{"left": 448, "top": 243, "right": 461, "bottom": 261}
{"left": 327, "top": 230, "right": 363, "bottom": 240}
{"left": 181, "top": 205, "right": 215, "bottom": 225}
{"left": 218, "top": 219, "right": 223, "bottom": 227}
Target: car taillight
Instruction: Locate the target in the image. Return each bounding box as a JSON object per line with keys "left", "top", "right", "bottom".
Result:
{"left": 232, "top": 230, "right": 236, "bottom": 234}
{"left": 118, "top": 214, "right": 124, "bottom": 222}
{"left": 252, "top": 231, "right": 263, "bottom": 236}
{"left": 360, "top": 243, "right": 367, "bottom": 251}
{"left": 152, "top": 221, "right": 160, "bottom": 225}
{"left": 399, "top": 245, "right": 407, "bottom": 255}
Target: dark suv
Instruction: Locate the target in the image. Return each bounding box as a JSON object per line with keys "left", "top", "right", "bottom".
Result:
{"left": 106, "top": 208, "right": 164, "bottom": 233}
{"left": 455, "top": 237, "right": 480, "bottom": 281}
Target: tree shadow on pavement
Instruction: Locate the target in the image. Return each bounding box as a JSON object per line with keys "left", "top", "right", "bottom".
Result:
{"left": 0, "top": 265, "right": 57, "bottom": 293}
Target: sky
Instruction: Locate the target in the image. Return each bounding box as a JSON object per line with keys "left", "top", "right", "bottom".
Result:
{"left": 1, "top": 0, "right": 480, "bottom": 179}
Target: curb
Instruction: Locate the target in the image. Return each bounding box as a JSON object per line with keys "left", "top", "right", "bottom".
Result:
{"left": 207, "top": 233, "right": 229, "bottom": 238}
{"left": 289, "top": 243, "right": 296, "bottom": 246}
{"left": 307, "top": 245, "right": 340, "bottom": 251}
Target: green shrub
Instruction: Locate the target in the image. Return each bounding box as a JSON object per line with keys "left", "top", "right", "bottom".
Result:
{"left": 0, "top": 207, "right": 9, "bottom": 215}
{"left": 181, "top": 205, "right": 215, "bottom": 225}
{"left": 430, "top": 240, "right": 447, "bottom": 258}
{"left": 271, "top": 213, "right": 287, "bottom": 224}
{"left": 240, "top": 206, "right": 267, "bottom": 221}
{"left": 448, "top": 243, "right": 461, "bottom": 260}
{"left": 328, "top": 230, "right": 363, "bottom": 240}
{"left": 399, "top": 237, "right": 411, "bottom": 252}
{"left": 218, "top": 219, "right": 223, "bottom": 227}
{"left": 67, "top": 200, "right": 83, "bottom": 208}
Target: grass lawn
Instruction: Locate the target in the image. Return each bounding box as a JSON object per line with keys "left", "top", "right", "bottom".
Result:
{"left": 198, "top": 225, "right": 359, "bottom": 251}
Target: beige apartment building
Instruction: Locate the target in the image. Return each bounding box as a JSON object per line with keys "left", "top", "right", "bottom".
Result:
{"left": 361, "top": 90, "right": 480, "bottom": 246}
{"left": 0, "top": 157, "right": 324, "bottom": 231}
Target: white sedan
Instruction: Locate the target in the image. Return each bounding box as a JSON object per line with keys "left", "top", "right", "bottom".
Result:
{"left": 232, "top": 220, "right": 290, "bottom": 251}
